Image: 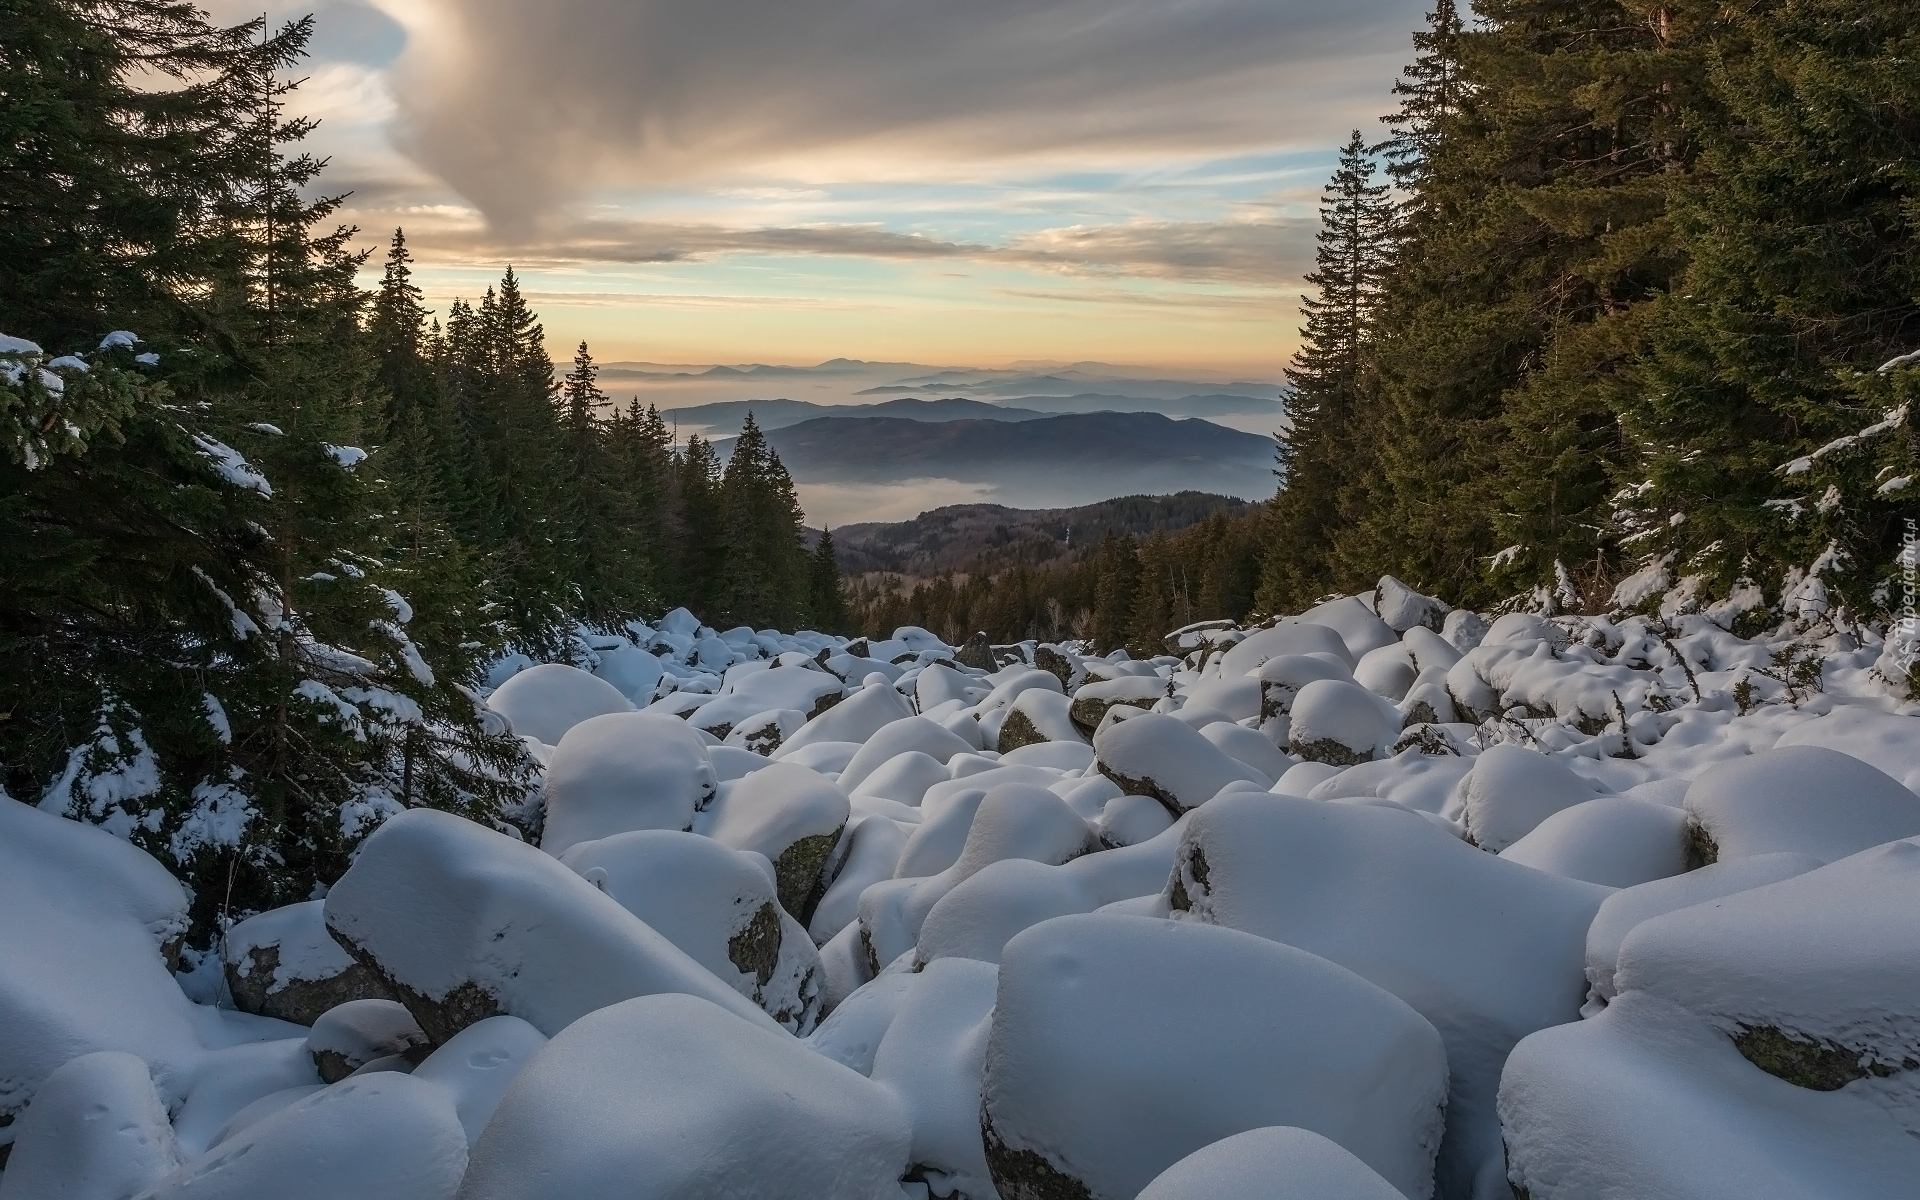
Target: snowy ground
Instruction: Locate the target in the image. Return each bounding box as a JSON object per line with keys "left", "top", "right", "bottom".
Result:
{"left": 3, "top": 581, "right": 1919, "bottom": 1200}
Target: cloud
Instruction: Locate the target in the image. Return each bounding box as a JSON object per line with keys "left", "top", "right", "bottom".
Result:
{"left": 372, "top": 0, "right": 1424, "bottom": 232}
{"left": 391, "top": 216, "right": 983, "bottom": 267}
{"left": 1000, "top": 216, "right": 1318, "bottom": 284}
{"left": 379, "top": 209, "right": 1315, "bottom": 287}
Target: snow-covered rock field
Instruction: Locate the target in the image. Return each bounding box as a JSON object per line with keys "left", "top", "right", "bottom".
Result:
{"left": 4, "top": 583, "right": 1919, "bottom": 1199}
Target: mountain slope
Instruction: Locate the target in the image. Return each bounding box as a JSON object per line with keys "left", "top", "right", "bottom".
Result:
{"left": 664, "top": 397, "right": 1049, "bottom": 433}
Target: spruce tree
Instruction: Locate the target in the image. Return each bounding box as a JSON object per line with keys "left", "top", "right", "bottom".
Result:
{"left": 1089, "top": 532, "right": 1141, "bottom": 655}
{"left": 1255, "top": 132, "right": 1396, "bottom": 613}
{"left": 1379, "top": 0, "right": 1466, "bottom": 198}
{"left": 809, "top": 529, "right": 851, "bottom": 633}
{"left": 557, "top": 341, "right": 640, "bottom": 623}
{"left": 1128, "top": 531, "right": 1178, "bottom": 656}
{"left": 715, "top": 414, "right": 810, "bottom": 629}
{"left": 471, "top": 269, "right": 572, "bottom": 656}
{"left": 367, "top": 229, "right": 433, "bottom": 439}
{"left": 0, "top": 0, "right": 287, "bottom": 348}
{"left": 675, "top": 434, "right": 726, "bottom": 617}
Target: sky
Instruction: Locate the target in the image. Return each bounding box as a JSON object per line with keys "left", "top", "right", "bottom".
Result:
{"left": 216, "top": 0, "right": 1431, "bottom": 376}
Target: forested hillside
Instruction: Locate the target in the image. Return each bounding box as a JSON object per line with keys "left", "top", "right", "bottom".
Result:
{"left": 846, "top": 505, "right": 1263, "bottom": 654}
{"left": 829, "top": 492, "right": 1253, "bottom": 577}
{"left": 1262, "top": 0, "right": 1919, "bottom": 630}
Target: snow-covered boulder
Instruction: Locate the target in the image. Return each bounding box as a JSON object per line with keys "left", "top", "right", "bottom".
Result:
{"left": 1303, "top": 750, "right": 1472, "bottom": 815}
{"left": 1775, "top": 705, "right": 1920, "bottom": 793}
{"left": 559, "top": 830, "right": 823, "bottom": 1033}
{"left": 1137, "top": 1127, "right": 1407, "bottom": 1200}
{"left": 1171, "top": 792, "right": 1607, "bottom": 1198}
{"left": 408, "top": 1016, "right": 546, "bottom": 1145}
{"left": 1095, "top": 791, "right": 1177, "bottom": 848}
{"left": 0, "top": 797, "right": 203, "bottom": 1139}
{"left": 223, "top": 901, "right": 393, "bottom": 1026}
{"left": 1196, "top": 721, "right": 1293, "bottom": 782}
{"left": 132, "top": 1073, "right": 467, "bottom": 1200}
{"left": 167, "top": 1040, "right": 323, "bottom": 1159}
{"left": 1254, "top": 653, "right": 1352, "bottom": 719}
{"left": 804, "top": 964, "right": 921, "bottom": 1075}
{"left": 1583, "top": 852, "right": 1822, "bottom": 1006}
{"left": 1217, "top": 621, "right": 1355, "bottom": 676}
{"left": 1093, "top": 713, "right": 1267, "bottom": 817}
{"left": 779, "top": 738, "right": 864, "bottom": 775}
{"left": 810, "top": 815, "right": 911, "bottom": 944}
{"left": 590, "top": 645, "right": 666, "bottom": 705}
{"left": 1180, "top": 674, "right": 1264, "bottom": 723}
{"left": 1298, "top": 595, "right": 1399, "bottom": 659}
{"left": 1499, "top": 796, "right": 1688, "bottom": 887}
{"left": 458, "top": 994, "right": 911, "bottom": 1200}
{"left": 994, "top": 688, "right": 1087, "bottom": 751}
{"left": 1032, "top": 643, "right": 1084, "bottom": 691}
{"left": 869, "top": 957, "right": 1000, "bottom": 1197}
{"left": 849, "top": 751, "right": 950, "bottom": 806}
{"left": 1444, "top": 743, "right": 1603, "bottom": 852}
{"left": 916, "top": 820, "right": 1187, "bottom": 967}
{"left": 1681, "top": 744, "right": 1920, "bottom": 866}
{"left": 1288, "top": 679, "right": 1397, "bottom": 766}
{"left": 894, "top": 786, "right": 993, "bottom": 880}
{"left": 720, "top": 708, "right": 807, "bottom": 756}
{"left": 981, "top": 914, "right": 1447, "bottom": 1200}
{"left": 305, "top": 999, "right": 427, "bottom": 1082}
{"left": 1613, "top": 838, "right": 1920, "bottom": 1106}
{"left": 1400, "top": 625, "right": 1462, "bottom": 674}
{"left": 0, "top": 1051, "right": 180, "bottom": 1200}
{"left": 975, "top": 668, "right": 1065, "bottom": 717}
{"left": 1499, "top": 991, "right": 1920, "bottom": 1200}
{"left": 322, "top": 808, "right": 781, "bottom": 1043}
{"left": 540, "top": 712, "right": 716, "bottom": 855}
{"left": 1440, "top": 608, "right": 1490, "bottom": 652}
{"left": 695, "top": 761, "right": 850, "bottom": 923}
{"left": 916, "top": 663, "right": 983, "bottom": 712}
{"left": 685, "top": 666, "right": 844, "bottom": 741}
{"left": 1374, "top": 576, "right": 1447, "bottom": 634}
{"left": 837, "top": 716, "right": 975, "bottom": 793}
{"left": 776, "top": 678, "right": 915, "bottom": 757}
{"left": 1354, "top": 643, "right": 1418, "bottom": 702}
{"left": 858, "top": 783, "right": 1094, "bottom": 970}
{"left": 1067, "top": 675, "right": 1166, "bottom": 735}
{"left": 483, "top": 663, "right": 631, "bottom": 746}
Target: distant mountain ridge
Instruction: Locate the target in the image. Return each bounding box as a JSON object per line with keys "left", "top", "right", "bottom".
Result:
{"left": 713, "top": 410, "right": 1278, "bottom": 510}
{"left": 668, "top": 394, "right": 1283, "bottom": 436}
{"left": 664, "top": 397, "right": 1050, "bottom": 433}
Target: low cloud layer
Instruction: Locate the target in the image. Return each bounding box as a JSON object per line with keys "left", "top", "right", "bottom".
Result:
{"left": 385, "top": 211, "right": 1314, "bottom": 287}
{"left": 374, "top": 0, "right": 1421, "bottom": 232}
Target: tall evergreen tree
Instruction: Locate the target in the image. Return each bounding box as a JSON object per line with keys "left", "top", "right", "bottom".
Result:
{"left": 1128, "top": 531, "right": 1179, "bottom": 656}
{"left": 1255, "top": 132, "right": 1397, "bottom": 613}
{"left": 1379, "top": 0, "right": 1466, "bottom": 198}
{"left": 675, "top": 434, "right": 726, "bottom": 616}
{"left": 470, "top": 269, "right": 572, "bottom": 655}
{"left": 366, "top": 228, "right": 433, "bottom": 439}
{"left": 0, "top": 0, "right": 287, "bottom": 349}
{"left": 1089, "top": 531, "right": 1141, "bottom": 655}
{"left": 715, "top": 414, "right": 810, "bottom": 629}
{"left": 809, "top": 529, "right": 851, "bottom": 633}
